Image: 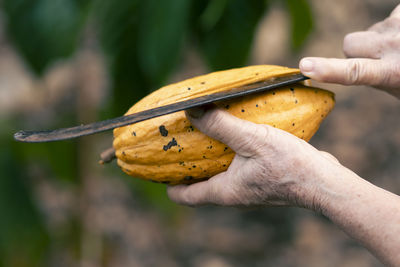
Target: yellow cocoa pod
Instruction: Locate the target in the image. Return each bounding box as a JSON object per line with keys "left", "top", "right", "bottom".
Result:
{"left": 113, "top": 65, "right": 335, "bottom": 184}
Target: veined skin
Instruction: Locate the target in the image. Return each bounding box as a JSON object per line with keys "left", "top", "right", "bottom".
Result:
{"left": 113, "top": 65, "right": 335, "bottom": 184}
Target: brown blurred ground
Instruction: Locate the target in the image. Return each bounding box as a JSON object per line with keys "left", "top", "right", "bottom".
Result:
{"left": 1, "top": 0, "right": 400, "bottom": 266}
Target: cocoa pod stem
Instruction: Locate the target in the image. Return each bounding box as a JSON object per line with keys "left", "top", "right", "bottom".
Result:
{"left": 99, "top": 147, "right": 116, "bottom": 164}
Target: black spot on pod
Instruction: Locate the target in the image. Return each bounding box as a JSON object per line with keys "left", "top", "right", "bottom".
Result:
{"left": 225, "top": 104, "right": 230, "bottom": 109}
{"left": 272, "top": 92, "right": 276, "bottom": 95}
{"left": 187, "top": 87, "right": 191, "bottom": 91}
{"left": 187, "top": 125, "right": 195, "bottom": 133}
{"left": 201, "top": 81, "right": 206, "bottom": 85}
{"left": 163, "top": 137, "right": 178, "bottom": 151}
{"left": 132, "top": 131, "right": 136, "bottom": 136}
{"left": 256, "top": 104, "right": 259, "bottom": 107}
{"left": 161, "top": 181, "right": 170, "bottom": 184}
{"left": 290, "top": 88, "right": 295, "bottom": 93}
{"left": 241, "top": 109, "right": 245, "bottom": 112}
{"left": 159, "top": 125, "right": 168, "bottom": 137}
{"left": 295, "top": 99, "right": 298, "bottom": 104}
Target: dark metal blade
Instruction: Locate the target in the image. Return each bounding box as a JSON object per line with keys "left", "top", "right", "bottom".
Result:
{"left": 14, "top": 73, "right": 308, "bottom": 143}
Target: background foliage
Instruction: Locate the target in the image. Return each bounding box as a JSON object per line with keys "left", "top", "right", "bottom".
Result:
{"left": 1, "top": 0, "right": 318, "bottom": 266}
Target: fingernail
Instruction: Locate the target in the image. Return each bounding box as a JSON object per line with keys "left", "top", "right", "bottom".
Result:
{"left": 186, "top": 107, "right": 206, "bottom": 119}
{"left": 300, "top": 59, "right": 314, "bottom": 73}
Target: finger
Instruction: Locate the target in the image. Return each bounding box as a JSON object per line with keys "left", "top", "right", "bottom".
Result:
{"left": 299, "top": 57, "right": 390, "bottom": 87}
{"left": 167, "top": 172, "right": 229, "bottom": 206}
{"left": 369, "top": 16, "right": 400, "bottom": 33}
{"left": 185, "top": 107, "right": 271, "bottom": 157}
{"left": 367, "top": 4, "right": 400, "bottom": 33}
{"left": 343, "top": 31, "right": 382, "bottom": 59}
{"left": 390, "top": 4, "right": 400, "bottom": 19}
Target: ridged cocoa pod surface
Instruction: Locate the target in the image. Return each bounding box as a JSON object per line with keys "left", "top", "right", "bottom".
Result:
{"left": 113, "top": 65, "right": 335, "bottom": 184}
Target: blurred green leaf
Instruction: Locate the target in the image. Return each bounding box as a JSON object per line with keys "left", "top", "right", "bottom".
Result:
{"left": 195, "top": 0, "right": 268, "bottom": 70}
{"left": 96, "top": 0, "right": 191, "bottom": 117}
{"left": 0, "top": 140, "right": 49, "bottom": 267}
{"left": 284, "top": 0, "right": 313, "bottom": 50}
{"left": 95, "top": 0, "right": 146, "bottom": 117}
{"left": 16, "top": 141, "right": 79, "bottom": 183}
{"left": 199, "top": 0, "right": 228, "bottom": 31}
{"left": 137, "top": 0, "right": 190, "bottom": 87}
{"left": 2, "top": 0, "right": 91, "bottom": 74}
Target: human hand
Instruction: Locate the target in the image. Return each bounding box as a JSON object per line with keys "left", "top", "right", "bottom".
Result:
{"left": 300, "top": 4, "right": 400, "bottom": 99}
{"left": 167, "top": 106, "right": 342, "bottom": 210}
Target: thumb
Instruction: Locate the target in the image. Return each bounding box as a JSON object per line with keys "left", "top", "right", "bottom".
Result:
{"left": 185, "top": 107, "right": 271, "bottom": 157}
{"left": 299, "top": 57, "right": 390, "bottom": 87}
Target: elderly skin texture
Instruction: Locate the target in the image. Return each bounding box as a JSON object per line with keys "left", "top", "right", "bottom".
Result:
{"left": 113, "top": 65, "right": 335, "bottom": 184}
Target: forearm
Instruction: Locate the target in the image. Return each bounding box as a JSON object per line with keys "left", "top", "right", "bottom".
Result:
{"left": 317, "top": 167, "right": 400, "bottom": 266}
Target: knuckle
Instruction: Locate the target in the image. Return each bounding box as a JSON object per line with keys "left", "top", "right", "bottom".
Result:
{"left": 218, "top": 191, "right": 238, "bottom": 206}
{"left": 180, "top": 191, "right": 194, "bottom": 205}
{"left": 208, "top": 180, "right": 232, "bottom": 205}
{"left": 345, "top": 60, "right": 362, "bottom": 84}
{"left": 319, "top": 151, "right": 339, "bottom": 163}
{"left": 234, "top": 124, "right": 270, "bottom": 156}
{"left": 217, "top": 183, "right": 243, "bottom": 206}
{"left": 203, "top": 109, "right": 226, "bottom": 136}
{"left": 169, "top": 187, "right": 194, "bottom": 205}
{"left": 247, "top": 124, "right": 270, "bottom": 145}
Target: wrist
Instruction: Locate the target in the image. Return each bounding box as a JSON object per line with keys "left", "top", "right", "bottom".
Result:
{"left": 311, "top": 165, "right": 371, "bottom": 218}
{"left": 289, "top": 159, "right": 354, "bottom": 213}
{"left": 310, "top": 165, "right": 400, "bottom": 265}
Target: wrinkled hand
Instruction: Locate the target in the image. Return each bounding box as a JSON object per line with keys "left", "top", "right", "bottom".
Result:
{"left": 167, "top": 106, "right": 341, "bottom": 209}
{"left": 300, "top": 4, "right": 400, "bottom": 99}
